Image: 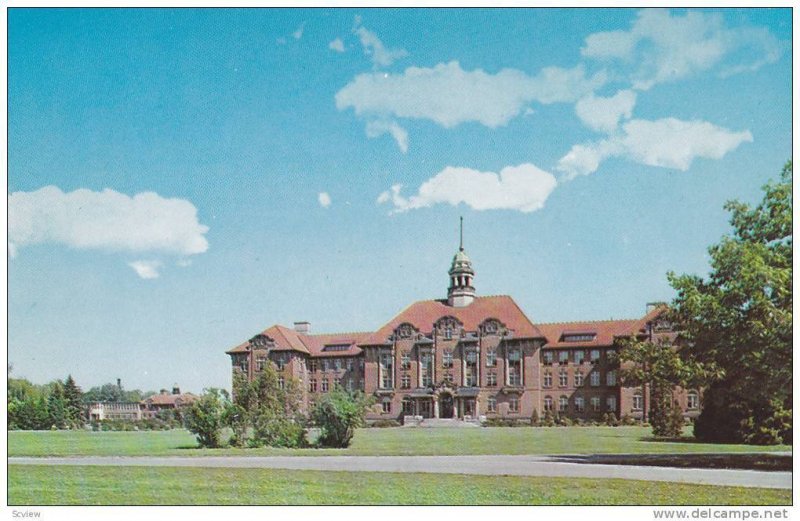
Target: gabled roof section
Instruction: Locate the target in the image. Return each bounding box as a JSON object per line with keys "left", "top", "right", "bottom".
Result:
{"left": 302, "top": 332, "right": 373, "bottom": 356}
{"left": 225, "top": 324, "right": 311, "bottom": 355}
{"left": 143, "top": 392, "right": 199, "bottom": 406}
{"left": 364, "top": 295, "right": 542, "bottom": 344}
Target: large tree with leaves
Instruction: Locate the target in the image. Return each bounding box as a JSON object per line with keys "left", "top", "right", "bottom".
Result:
{"left": 668, "top": 162, "right": 792, "bottom": 444}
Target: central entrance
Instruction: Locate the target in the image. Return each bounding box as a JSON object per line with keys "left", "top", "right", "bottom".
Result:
{"left": 439, "top": 393, "right": 454, "bottom": 418}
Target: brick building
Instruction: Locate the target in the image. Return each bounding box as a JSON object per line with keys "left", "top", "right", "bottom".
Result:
{"left": 226, "top": 227, "right": 699, "bottom": 424}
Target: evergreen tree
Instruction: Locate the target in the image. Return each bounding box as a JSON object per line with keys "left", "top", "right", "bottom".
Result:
{"left": 63, "top": 375, "right": 84, "bottom": 426}
{"left": 47, "top": 382, "right": 68, "bottom": 429}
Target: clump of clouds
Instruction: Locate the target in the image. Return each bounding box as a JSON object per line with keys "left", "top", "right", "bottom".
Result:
{"left": 318, "top": 192, "right": 332, "bottom": 208}
{"left": 575, "top": 89, "right": 637, "bottom": 133}
{"left": 557, "top": 117, "right": 753, "bottom": 179}
{"left": 378, "top": 163, "right": 558, "bottom": 214}
{"left": 329, "top": 38, "right": 345, "bottom": 53}
{"left": 582, "top": 9, "right": 785, "bottom": 90}
{"left": 353, "top": 17, "right": 408, "bottom": 68}
{"left": 365, "top": 119, "right": 408, "bottom": 153}
{"left": 9, "top": 186, "right": 209, "bottom": 277}
{"left": 129, "top": 260, "right": 162, "bottom": 279}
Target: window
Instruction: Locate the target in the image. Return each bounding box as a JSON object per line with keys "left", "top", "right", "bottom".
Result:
{"left": 606, "top": 370, "right": 617, "bottom": 386}
{"left": 275, "top": 355, "right": 287, "bottom": 370}
{"left": 254, "top": 356, "right": 266, "bottom": 372}
{"left": 574, "top": 371, "right": 584, "bottom": 387}
{"left": 444, "top": 327, "right": 453, "bottom": 340}
{"left": 359, "top": 358, "right": 365, "bottom": 370}
{"left": 509, "top": 396, "right": 519, "bottom": 413}
{"left": 335, "top": 358, "right": 342, "bottom": 371}
{"left": 465, "top": 350, "right": 478, "bottom": 387}
{"left": 346, "top": 359, "right": 353, "bottom": 371}
{"left": 573, "top": 350, "right": 585, "bottom": 364}
{"left": 346, "top": 379, "right": 354, "bottom": 392}
{"left": 543, "top": 351, "right": 554, "bottom": 364}
{"left": 402, "top": 399, "right": 413, "bottom": 415}
{"left": 563, "top": 333, "right": 596, "bottom": 342}
{"left": 590, "top": 371, "right": 600, "bottom": 387}
{"left": 558, "top": 351, "right": 569, "bottom": 364}
{"left": 278, "top": 377, "right": 285, "bottom": 390}
{"left": 444, "top": 372, "right": 453, "bottom": 384}
{"left": 508, "top": 349, "right": 522, "bottom": 386}
{"left": 401, "top": 374, "right": 411, "bottom": 389}
{"left": 543, "top": 371, "right": 552, "bottom": 388}
{"left": 559, "top": 369, "right": 568, "bottom": 387}
{"left": 309, "top": 379, "right": 317, "bottom": 393}
{"left": 322, "top": 359, "right": 330, "bottom": 372}
{"left": 590, "top": 350, "right": 601, "bottom": 363}
{"left": 421, "top": 352, "right": 433, "bottom": 387}
{"left": 591, "top": 397, "right": 600, "bottom": 411}
{"left": 575, "top": 396, "right": 585, "bottom": 413}
{"left": 442, "top": 350, "right": 453, "bottom": 368}
{"left": 632, "top": 392, "right": 643, "bottom": 411}
{"left": 323, "top": 344, "right": 350, "bottom": 352}
{"left": 487, "top": 396, "right": 497, "bottom": 413}
{"left": 380, "top": 352, "right": 393, "bottom": 389}
{"left": 606, "top": 396, "right": 617, "bottom": 411}
{"left": 309, "top": 360, "right": 318, "bottom": 372}
{"left": 487, "top": 372, "right": 497, "bottom": 387}
{"left": 382, "top": 398, "right": 391, "bottom": 414}
{"left": 687, "top": 391, "right": 699, "bottom": 410}
{"left": 400, "top": 352, "right": 411, "bottom": 370}
{"left": 543, "top": 396, "right": 553, "bottom": 412}
{"left": 321, "top": 378, "right": 329, "bottom": 393}
{"left": 559, "top": 396, "right": 568, "bottom": 413}
{"left": 333, "top": 377, "right": 341, "bottom": 389}
{"left": 486, "top": 349, "right": 497, "bottom": 367}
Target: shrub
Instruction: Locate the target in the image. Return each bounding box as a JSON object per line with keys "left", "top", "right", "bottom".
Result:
{"left": 541, "top": 410, "right": 555, "bottom": 427}
{"left": 184, "top": 388, "right": 230, "bottom": 448}
{"left": 311, "top": 390, "right": 371, "bottom": 448}
{"left": 529, "top": 408, "right": 539, "bottom": 426}
{"left": 371, "top": 419, "right": 401, "bottom": 428}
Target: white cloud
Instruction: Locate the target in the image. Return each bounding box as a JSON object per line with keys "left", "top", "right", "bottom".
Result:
{"left": 575, "top": 89, "right": 637, "bottom": 133}
{"left": 318, "top": 192, "right": 332, "bottom": 208}
{"left": 129, "top": 260, "right": 162, "bottom": 279}
{"left": 336, "top": 61, "right": 606, "bottom": 138}
{"left": 365, "top": 119, "right": 408, "bottom": 153}
{"left": 293, "top": 23, "right": 305, "bottom": 40}
{"left": 329, "top": 38, "right": 345, "bottom": 53}
{"left": 582, "top": 9, "right": 784, "bottom": 90}
{"left": 557, "top": 118, "right": 753, "bottom": 179}
{"left": 378, "top": 163, "right": 558, "bottom": 214}
{"left": 8, "top": 186, "right": 209, "bottom": 257}
{"left": 353, "top": 20, "right": 408, "bottom": 68}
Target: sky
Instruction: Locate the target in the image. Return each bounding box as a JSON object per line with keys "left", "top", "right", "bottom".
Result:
{"left": 7, "top": 8, "right": 792, "bottom": 393}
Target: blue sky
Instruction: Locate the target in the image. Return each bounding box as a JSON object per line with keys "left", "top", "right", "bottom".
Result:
{"left": 8, "top": 8, "right": 791, "bottom": 393}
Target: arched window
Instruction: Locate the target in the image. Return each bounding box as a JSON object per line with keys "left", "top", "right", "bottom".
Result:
{"left": 543, "top": 396, "right": 553, "bottom": 412}
{"left": 687, "top": 391, "right": 699, "bottom": 410}
{"left": 559, "top": 396, "right": 569, "bottom": 413}
{"left": 574, "top": 396, "right": 585, "bottom": 413}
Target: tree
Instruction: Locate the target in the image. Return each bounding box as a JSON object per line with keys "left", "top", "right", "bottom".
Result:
{"left": 668, "top": 162, "right": 792, "bottom": 444}
{"left": 63, "top": 375, "right": 84, "bottom": 427}
{"left": 310, "top": 390, "right": 371, "bottom": 448}
{"left": 47, "top": 382, "right": 68, "bottom": 429}
{"left": 184, "top": 388, "right": 230, "bottom": 448}
{"left": 231, "top": 364, "right": 307, "bottom": 448}
{"left": 617, "top": 337, "right": 704, "bottom": 438}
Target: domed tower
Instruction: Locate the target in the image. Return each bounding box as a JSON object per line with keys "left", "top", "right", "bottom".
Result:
{"left": 448, "top": 217, "right": 476, "bottom": 307}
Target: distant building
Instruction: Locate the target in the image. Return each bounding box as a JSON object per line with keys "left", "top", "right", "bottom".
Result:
{"left": 226, "top": 222, "right": 698, "bottom": 424}
{"left": 141, "top": 386, "right": 198, "bottom": 418}
{"left": 87, "top": 402, "right": 143, "bottom": 421}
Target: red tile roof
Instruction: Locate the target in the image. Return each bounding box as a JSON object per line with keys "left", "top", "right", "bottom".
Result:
{"left": 225, "top": 326, "right": 370, "bottom": 356}
{"left": 537, "top": 319, "right": 641, "bottom": 348}
{"left": 364, "top": 295, "right": 542, "bottom": 344}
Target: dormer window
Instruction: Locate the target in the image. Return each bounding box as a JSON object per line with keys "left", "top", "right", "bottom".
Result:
{"left": 323, "top": 344, "right": 350, "bottom": 352}
{"left": 445, "top": 327, "right": 453, "bottom": 340}
{"left": 562, "top": 333, "right": 596, "bottom": 342}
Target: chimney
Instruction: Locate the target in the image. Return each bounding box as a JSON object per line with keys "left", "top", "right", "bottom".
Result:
{"left": 160, "top": 389, "right": 169, "bottom": 395}
{"left": 172, "top": 385, "right": 180, "bottom": 395}
{"left": 116, "top": 378, "right": 122, "bottom": 390}
{"left": 294, "top": 321, "right": 310, "bottom": 334}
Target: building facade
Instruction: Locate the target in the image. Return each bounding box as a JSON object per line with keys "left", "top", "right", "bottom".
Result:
{"left": 226, "top": 235, "right": 699, "bottom": 423}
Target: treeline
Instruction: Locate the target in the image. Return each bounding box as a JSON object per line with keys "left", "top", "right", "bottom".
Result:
{"left": 7, "top": 372, "right": 157, "bottom": 430}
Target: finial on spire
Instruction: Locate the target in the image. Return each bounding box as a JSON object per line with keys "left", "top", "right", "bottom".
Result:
{"left": 459, "top": 216, "right": 464, "bottom": 251}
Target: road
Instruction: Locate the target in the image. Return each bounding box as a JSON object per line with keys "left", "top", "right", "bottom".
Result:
{"left": 9, "top": 455, "right": 791, "bottom": 489}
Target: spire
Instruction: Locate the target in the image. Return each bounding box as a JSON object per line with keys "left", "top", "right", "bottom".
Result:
{"left": 448, "top": 217, "right": 475, "bottom": 307}
{"left": 459, "top": 216, "right": 464, "bottom": 252}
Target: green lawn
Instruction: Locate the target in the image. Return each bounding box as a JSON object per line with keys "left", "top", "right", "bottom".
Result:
{"left": 8, "top": 465, "right": 791, "bottom": 506}
{"left": 8, "top": 426, "right": 791, "bottom": 457}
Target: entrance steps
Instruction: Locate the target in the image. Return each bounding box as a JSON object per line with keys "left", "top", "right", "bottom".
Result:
{"left": 417, "top": 418, "right": 481, "bottom": 428}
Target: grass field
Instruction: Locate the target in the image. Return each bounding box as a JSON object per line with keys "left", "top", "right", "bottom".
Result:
{"left": 8, "top": 465, "right": 791, "bottom": 506}
{"left": 8, "top": 426, "right": 791, "bottom": 457}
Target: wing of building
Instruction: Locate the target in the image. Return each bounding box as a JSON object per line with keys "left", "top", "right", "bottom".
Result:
{"left": 226, "top": 225, "right": 699, "bottom": 423}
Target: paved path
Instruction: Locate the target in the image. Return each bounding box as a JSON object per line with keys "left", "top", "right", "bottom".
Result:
{"left": 9, "top": 455, "right": 791, "bottom": 490}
